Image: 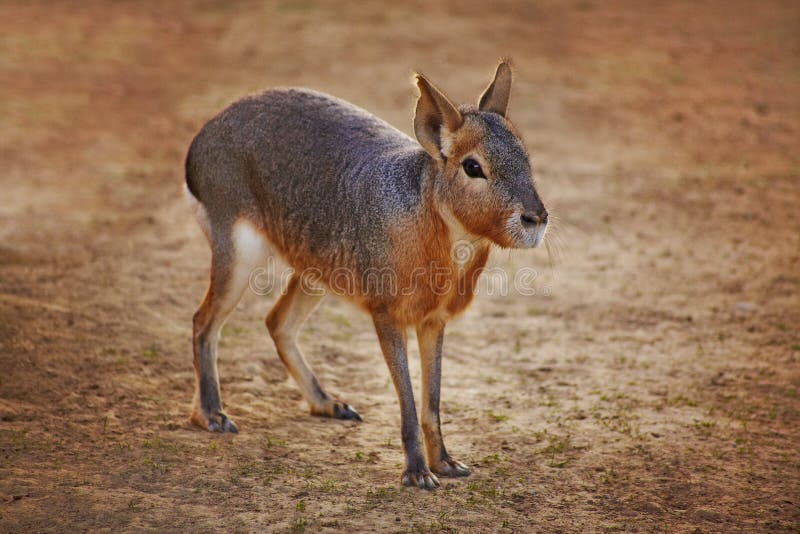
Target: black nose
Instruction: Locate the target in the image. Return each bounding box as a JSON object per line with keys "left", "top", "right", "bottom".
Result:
{"left": 521, "top": 211, "right": 548, "bottom": 229}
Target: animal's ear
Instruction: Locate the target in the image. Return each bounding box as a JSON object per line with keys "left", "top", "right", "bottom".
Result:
{"left": 414, "top": 74, "right": 463, "bottom": 160}
{"left": 478, "top": 60, "right": 513, "bottom": 117}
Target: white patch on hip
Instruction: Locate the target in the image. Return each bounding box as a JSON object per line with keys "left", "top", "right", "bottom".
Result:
{"left": 233, "top": 219, "right": 269, "bottom": 269}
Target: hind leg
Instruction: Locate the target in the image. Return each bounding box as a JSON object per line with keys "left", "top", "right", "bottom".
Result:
{"left": 266, "top": 274, "right": 361, "bottom": 421}
{"left": 191, "top": 220, "right": 265, "bottom": 433}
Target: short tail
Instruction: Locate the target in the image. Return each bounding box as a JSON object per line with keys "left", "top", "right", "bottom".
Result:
{"left": 184, "top": 145, "right": 200, "bottom": 200}
{"left": 184, "top": 182, "right": 211, "bottom": 242}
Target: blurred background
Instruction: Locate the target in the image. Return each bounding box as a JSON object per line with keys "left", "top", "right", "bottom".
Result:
{"left": 1, "top": 1, "right": 798, "bottom": 531}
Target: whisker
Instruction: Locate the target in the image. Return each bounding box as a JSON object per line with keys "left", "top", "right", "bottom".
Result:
{"left": 542, "top": 224, "right": 565, "bottom": 269}
{"left": 544, "top": 238, "right": 555, "bottom": 269}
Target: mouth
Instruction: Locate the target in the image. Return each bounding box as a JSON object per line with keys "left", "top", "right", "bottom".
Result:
{"left": 506, "top": 213, "right": 548, "bottom": 249}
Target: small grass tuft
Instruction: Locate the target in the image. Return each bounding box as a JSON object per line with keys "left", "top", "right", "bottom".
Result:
{"left": 488, "top": 410, "right": 508, "bottom": 423}
{"left": 141, "top": 345, "right": 160, "bottom": 362}
{"left": 292, "top": 517, "right": 307, "bottom": 533}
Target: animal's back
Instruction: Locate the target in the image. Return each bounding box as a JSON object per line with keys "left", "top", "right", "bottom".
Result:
{"left": 186, "top": 88, "right": 431, "bottom": 274}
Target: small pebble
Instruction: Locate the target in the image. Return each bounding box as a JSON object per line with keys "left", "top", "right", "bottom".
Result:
{"left": 735, "top": 301, "right": 757, "bottom": 312}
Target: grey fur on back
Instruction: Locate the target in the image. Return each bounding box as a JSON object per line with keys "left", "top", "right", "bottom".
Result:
{"left": 186, "top": 88, "right": 431, "bottom": 276}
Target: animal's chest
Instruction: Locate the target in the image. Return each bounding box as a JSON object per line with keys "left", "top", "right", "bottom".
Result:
{"left": 419, "top": 244, "right": 490, "bottom": 320}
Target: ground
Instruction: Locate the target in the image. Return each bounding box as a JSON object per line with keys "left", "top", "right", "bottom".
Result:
{"left": 1, "top": 1, "right": 799, "bottom": 532}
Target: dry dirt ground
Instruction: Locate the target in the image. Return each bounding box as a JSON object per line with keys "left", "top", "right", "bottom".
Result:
{"left": 1, "top": 1, "right": 799, "bottom": 532}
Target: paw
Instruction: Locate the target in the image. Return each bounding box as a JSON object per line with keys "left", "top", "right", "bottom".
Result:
{"left": 311, "top": 400, "right": 362, "bottom": 421}
{"left": 401, "top": 468, "right": 440, "bottom": 490}
{"left": 430, "top": 457, "right": 470, "bottom": 477}
{"left": 190, "top": 407, "right": 238, "bottom": 433}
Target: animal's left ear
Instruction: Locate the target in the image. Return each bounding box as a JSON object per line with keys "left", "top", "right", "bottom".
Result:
{"left": 478, "top": 60, "right": 513, "bottom": 117}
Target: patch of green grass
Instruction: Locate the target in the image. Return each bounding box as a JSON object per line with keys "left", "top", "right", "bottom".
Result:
{"left": 693, "top": 418, "right": 716, "bottom": 437}
{"left": 319, "top": 477, "right": 340, "bottom": 493}
{"left": 141, "top": 457, "right": 168, "bottom": 475}
{"left": 538, "top": 434, "right": 572, "bottom": 456}
{"left": 466, "top": 479, "right": 501, "bottom": 502}
{"left": 600, "top": 465, "right": 617, "bottom": 485}
{"left": 236, "top": 459, "right": 259, "bottom": 477}
{"left": 628, "top": 443, "right": 654, "bottom": 461}
{"left": 542, "top": 394, "right": 560, "bottom": 408}
{"left": 292, "top": 517, "right": 307, "bottom": 533}
{"left": 488, "top": 410, "right": 508, "bottom": 423}
{"left": 667, "top": 394, "right": 698, "bottom": 407}
{"left": 532, "top": 429, "right": 548, "bottom": 442}
{"left": 482, "top": 453, "right": 502, "bottom": 465}
{"left": 536, "top": 433, "right": 579, "bottom": 468}
{"left": 433, "top": 509, "right": 455, "bottom": 533}
{"left": 734, "top": 437, "right": 754, "bottom": 455}
{"left": 597, "top": 413, "right": 636, "bottom": 435}
{"left": 365, "top": 484, "right": 399, "bottom": 503}
{"left": 141, "top": 345, "right": 160, "bottom": 362}
{"left": 590, "top": 392, "right": 642, "bottom": 437}
{"left": 222, "top": 324, "right": 249, "bottom": 337}
{"left": 127, "top": 496, "right": 143, "bottom": 511}
{"left": 263, "top": 436, "right": 287, "bottom": 448}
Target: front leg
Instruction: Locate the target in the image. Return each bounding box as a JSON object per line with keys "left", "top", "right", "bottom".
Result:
{"left": 373, "top": 314, "right": 439, "bottom": 490}
{"left": 417, "top": 318, "right": 470, "bottom": 477}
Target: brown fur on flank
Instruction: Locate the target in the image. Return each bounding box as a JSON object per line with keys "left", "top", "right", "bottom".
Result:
{"left": 184, "top": 61, "right": 548, "bottom": 489}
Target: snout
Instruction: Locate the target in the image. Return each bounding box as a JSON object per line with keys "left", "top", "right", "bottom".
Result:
{"left": 520, "top": 210, "right": 548, "bottom": 230}
{"left": 516, "top": 208, "right": 548, "bottom": 248}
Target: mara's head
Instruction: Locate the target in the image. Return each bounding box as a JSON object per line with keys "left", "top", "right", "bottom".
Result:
{"left": 414, "top": 61, "right": 548, "bottom": 249}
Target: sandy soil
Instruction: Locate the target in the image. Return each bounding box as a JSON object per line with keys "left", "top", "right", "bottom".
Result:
{"left": 1, "top": 1, "right": 798, "bottom": 532}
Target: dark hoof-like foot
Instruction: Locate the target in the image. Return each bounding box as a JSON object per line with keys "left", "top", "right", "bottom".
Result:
{"left": 191, "top": 408, "right": 238, "bottom": 434}
{"left": 402, "top": 469, "right": 440, "bottom": 490}
{"left": 332, "top": 401, "right": 362, "bottom": 421}
{"left": 311, "top": 400, "right": 362, "bottom": 422}
{"left": 431, "top": 457, "right": 470, "bottom": 477}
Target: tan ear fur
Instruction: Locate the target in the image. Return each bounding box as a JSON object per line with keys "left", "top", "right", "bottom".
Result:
{"left": 414, "top": 74, "right": 463, "bottom": 159}
{"left": 478, "top": 61, "right": 513, "bottom": 117}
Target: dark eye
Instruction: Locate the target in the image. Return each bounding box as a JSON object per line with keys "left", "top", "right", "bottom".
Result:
{"left": 462, "top": 158, "right": 485, "bottom": 178}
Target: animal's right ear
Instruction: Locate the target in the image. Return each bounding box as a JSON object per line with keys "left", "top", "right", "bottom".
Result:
{"left": 413, "top": 74, "right": 463, "bottom": 160}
